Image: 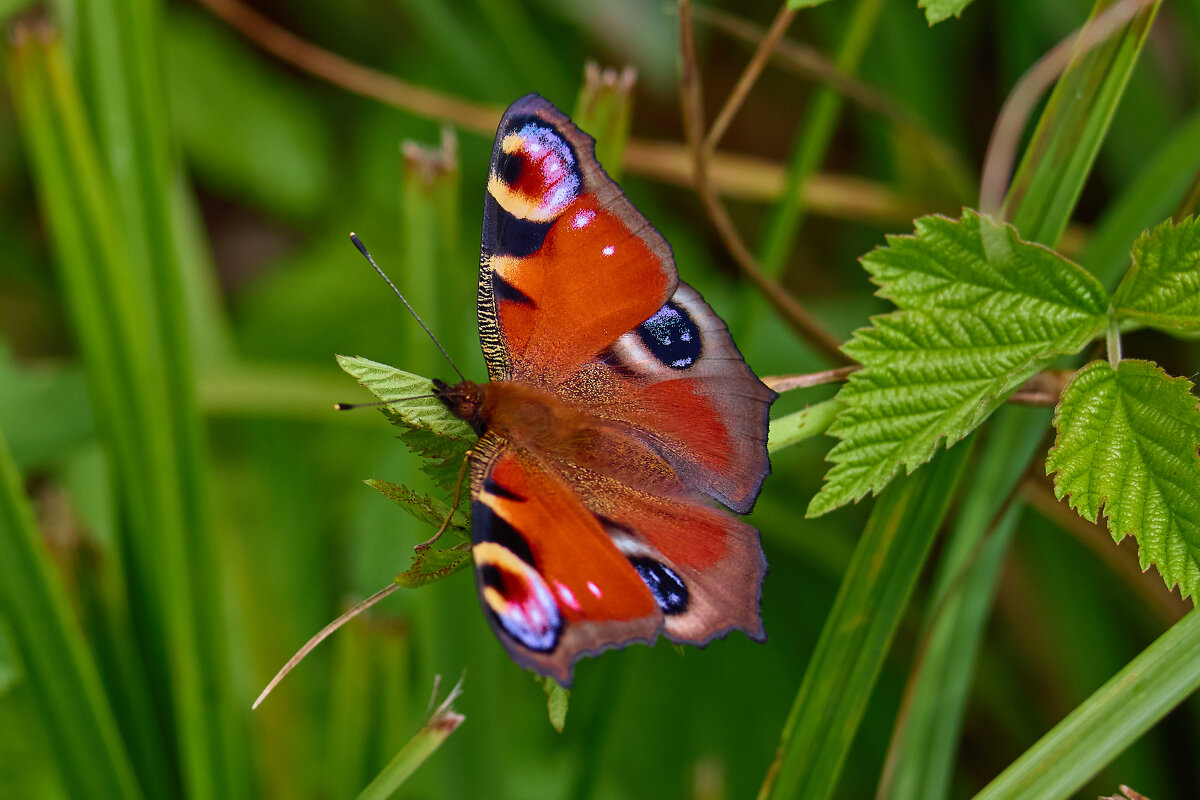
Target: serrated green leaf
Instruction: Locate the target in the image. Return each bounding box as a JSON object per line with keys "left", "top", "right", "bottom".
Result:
{"left": 394, "top": 547, "right": 472, "bottom": 589}
{"left": 394, "top": 427, "right": 474, "bottom": 494}
{"left": 364, "top": 480, "right": 469, "bottom": 534}
{"left": 1046, "top": 359, "right": 1200, "bottom": 598}
{"left": 336, "top": 355, "right": 477, "bottom": 441}
{"left": 809, "top": 210, "right": 1108, "bottom": 516}
{"left": 919, "top": 0, "right": 974, "bottom": 24}
{"left": 1112, "top": 217, "right": 1200, "bottom": 333}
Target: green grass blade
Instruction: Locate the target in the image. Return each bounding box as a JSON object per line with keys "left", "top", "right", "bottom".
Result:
{"left": 759, "top": 436, "right": 974, "bottom": 800}
{"left": 0, "top": 427, "right": 143, "bottom": 800}
{"left": 355, "top": 679, "right": 465, "bottom": 800}
{"left": 767, "top": 398, "right": 843, "bottom": 452}
{"left": 13, "top": 20, "right": 245, "bottom": 798}
{"left": 75, "top": 0, "right": 251, "bottom": 793}
{"left": 1003, "top": 0, "right": 1161, "bottom": 245}
{"left": 876, "top": 408, "right": 1047, "bottom": 800}
{"left": 971, "top": 609, "right": 1200, "bottom": 800}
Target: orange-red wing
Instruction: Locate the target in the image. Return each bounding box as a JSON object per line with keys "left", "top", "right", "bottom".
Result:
{"left": 557, "top": 282, "right": 776, "bottom": 514}
{"left": 477, "top": 94, "right": 677, "bottom": 385}
{"left": 569, "top": 467, "right": 768, "bottom": 647}
{"left": 468, "top": 433, "right": 662, "bottom": 685}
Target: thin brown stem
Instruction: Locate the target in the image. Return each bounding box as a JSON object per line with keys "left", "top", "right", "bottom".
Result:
{"left": 763, "top": 366, "right": 1071, "bottom": 406}
{"left": 762, "top": 366, "right": 859, "bottom": 392}
{"left": 251, "top": 582, "right": 402, "bottom": 709}
{"left": 678, "top": 0, "right": 850, "bottom": 366}
{"left": 703, "top": 3, "right": 796, "bottom": 153}
{"left": 694, "top": 4, "right": 970, "bottom": 194}
{"left": 979, "top": 0, "right": 1155, "bottom": 216}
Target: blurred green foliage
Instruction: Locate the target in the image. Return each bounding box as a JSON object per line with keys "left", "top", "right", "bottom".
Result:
{"left": 1, "top": 1, "right": 1198, "bottom": 799}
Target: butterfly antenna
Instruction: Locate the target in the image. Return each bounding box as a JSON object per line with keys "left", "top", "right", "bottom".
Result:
{"left": 349, "top": 232, "right": 466, "bottom": 382}
{"left": 251, "top": 582, "right": 402, "bottom": 710}
{"left": 334, "top": 395, "right": 437, "bottom": 411}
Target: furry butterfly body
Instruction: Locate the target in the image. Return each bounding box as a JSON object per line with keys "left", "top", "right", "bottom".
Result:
{"left": 435, "top": 94, "right": 775, "bottom": 685}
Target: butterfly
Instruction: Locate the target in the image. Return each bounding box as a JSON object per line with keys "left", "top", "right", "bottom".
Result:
{"left": 432, "top": 94, "right": 775, "bottom": 686}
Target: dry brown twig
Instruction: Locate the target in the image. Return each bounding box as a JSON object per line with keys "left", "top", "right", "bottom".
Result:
{"left": 677, "top": 0, "right": 850, "bottom": 365}
{"left": 763, "top": 366, "right": 1072, "bottom": 407}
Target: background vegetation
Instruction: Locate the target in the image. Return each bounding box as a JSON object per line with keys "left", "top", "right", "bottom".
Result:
{"left": 1, "top": 0, "right": 1198, "bottom": 798}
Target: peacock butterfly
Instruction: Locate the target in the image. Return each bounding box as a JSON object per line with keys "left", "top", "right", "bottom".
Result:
{"left": 433, "top": 94, "right": 775, "bottom": 686}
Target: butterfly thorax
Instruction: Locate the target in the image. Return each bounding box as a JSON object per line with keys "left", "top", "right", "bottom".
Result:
{"left": 435, "top": 378, "right": 592, "bottom": 445}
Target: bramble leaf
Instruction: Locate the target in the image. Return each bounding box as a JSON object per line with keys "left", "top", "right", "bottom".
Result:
{"left": 365, "top": 479, "right": 469, "bottom": 535}
{"left": 336, "top": 355, "right": 475, "bottom": 440}
{"left": 337, "top": 355, "right": 476, "bottom": 492}
{"left": 920, "top": 0, "right": 975, "bottom": 24}
{"left": 394, "top": 546, "right": 472, "bottom": 589}
{"left": 1112, "top": 216, "right": 1200, "bottom": 333}
{"left": 1046, "top": 359, "right": 1200, "bottom": 599}
{"left": 809, "top": 210, "right": 1108, "bottom": 516}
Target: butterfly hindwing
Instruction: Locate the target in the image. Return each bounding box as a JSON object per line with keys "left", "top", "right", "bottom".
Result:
{"left": 469, "top": 432, "right": 662, "bottom": 683}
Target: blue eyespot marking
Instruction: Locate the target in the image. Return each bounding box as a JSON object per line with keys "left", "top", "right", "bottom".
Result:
{"left": 630, "top": 557, "right": 689, "bottom": 615}
{"left": 636, "top": 302, "right": 701, "bottom": 370}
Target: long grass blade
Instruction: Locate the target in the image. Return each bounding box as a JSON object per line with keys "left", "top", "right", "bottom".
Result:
{"left": 971, "top": 610, "right": 1200, "bottom": 800}
{"left": 0, "top": 426, "right": 142, "bottom": 800}
{"left": 758, "top": 437, "right": 974, "bottom": 800}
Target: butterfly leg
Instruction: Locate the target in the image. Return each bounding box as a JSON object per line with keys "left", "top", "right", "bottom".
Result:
{"left": 414, "top": 449, "right": 473, "bottom": 551}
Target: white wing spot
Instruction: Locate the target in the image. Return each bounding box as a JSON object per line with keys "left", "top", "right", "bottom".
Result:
{"left": 602, "top": 245, "right": 615, "bottom": 256}
{"left": 587, "top": 581, "right": 603, "bottom": 598}
{"left": 572, "top": 209, "right": 595, "bottom": 229}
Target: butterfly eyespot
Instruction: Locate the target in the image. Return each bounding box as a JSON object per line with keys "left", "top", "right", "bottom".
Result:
{"left": 500, "top": 151, "right": 525, "bottom": 186}
{"left": 478, "top": 557, "right": 563, "bottom": 653}
{"left": 630, "top": 557, "right": 689, "bottom": 615}
{"left": 637, "top": 302, "right": 702, "bottom": 370}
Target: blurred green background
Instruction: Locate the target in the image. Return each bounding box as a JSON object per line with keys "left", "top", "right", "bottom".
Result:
{"left": 1, "top": 0, "right": 1198, "bottom": 798}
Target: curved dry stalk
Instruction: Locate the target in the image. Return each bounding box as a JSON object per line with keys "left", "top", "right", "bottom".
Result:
{"left": 764, "top": 366, "right": 1070, "bottom": 406}
{"left": 703, "top": 4, "right": 796, "bottom": 153}
{"left": 251, "top": 582, "right": 402, "bottom": 710}
{"left": 678, "top": 0, "right": 850, "bottom": 366}
{"left": 979, "top": 0, "right": 1156, "bottom": 216}
{"left": 195, "top": 0, "right": 923, "bottom": 223}
{"left": 693, "top": 4, "right": 971, "bottom": 195}
{"left": 763, "top": 366, "right": 859, "bottom": 392}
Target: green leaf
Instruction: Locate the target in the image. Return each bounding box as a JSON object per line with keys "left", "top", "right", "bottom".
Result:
{"left": 919, "top": 0, "right": 974, "bottom": 24}
{"left": 365, "top": 479, "right": 469, "bottom": 533}
{"left": 534, "top": 675, "right": 571, "bottom": 733}
{"left": 1047, "top": 359, "right": 1200, "bottom": 598}
{"left": 394, "top": 547, "right": 472, "bottom": 589}
{"left": 336, "top": 355, "right": 476, "bottom": 441}
{"left": 394, "top": 427, "right": 474, "bottom": 494}
{"left": 809, "top": 210, "right": 1108, "bottom": 516}
{"left": 1112, "top": 217, "right": 1200, "bottom": 333}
